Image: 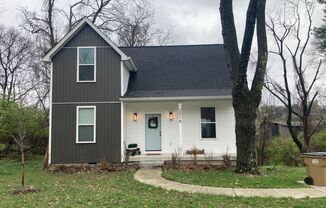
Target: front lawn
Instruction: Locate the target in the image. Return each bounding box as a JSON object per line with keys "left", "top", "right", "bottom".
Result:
{"left": 163, "top": 166, "right": 307, "bottom": 188}
{"left": 1, "top": 156, "right": 325, "bottom": 208}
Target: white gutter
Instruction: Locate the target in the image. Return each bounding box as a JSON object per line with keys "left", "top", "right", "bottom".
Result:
{"left": 120, "top": 95, "right": 232, "bottom": 102}
{"left": 122, "top": 57, "right": 137, "bottom": 72}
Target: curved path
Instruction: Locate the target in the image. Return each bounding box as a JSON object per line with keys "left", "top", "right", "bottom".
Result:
{"left": 134, "top": 168, "right": 326, "bottom": 198}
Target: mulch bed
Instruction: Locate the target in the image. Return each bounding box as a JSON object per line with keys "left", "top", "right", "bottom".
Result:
{"left": 48, "top": 162, "right": 139, "bottom": 174}
{"left": 12, "top": 186, "right": 40, "bottom": 195}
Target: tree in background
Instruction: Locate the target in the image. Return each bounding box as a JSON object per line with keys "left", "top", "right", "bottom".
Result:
{"left": 219, "top": 0, "right": 268, "bottom": 174}
{"left": 265, "top": 0, "right": 324, "bottom": 153}
{"left": 256, "top": 105, "right": 274, "bottom": 166}
{"left": 115, "top": 0, "right": 174, "bottom": 46}
{"left": 0, "top": 99, "right": 40, "bottom": 187}
{"left": 314, "top": 5, "right": 326, "bottom": 55}
{"left": 0, "top": 26, "right": 33, "bottom": 101}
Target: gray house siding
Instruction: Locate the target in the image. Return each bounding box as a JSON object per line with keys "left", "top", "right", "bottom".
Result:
{"left": 51, "top": 104, "right": 121, "bottom": 163}
{"left": 52, "top": 27, "right": 121, "bottom": 103}
{"left": 51, "top": 24, "right": 122, "bottom": 163}
{"left": 66, "top": 24, "right": 108, "bottom": 47}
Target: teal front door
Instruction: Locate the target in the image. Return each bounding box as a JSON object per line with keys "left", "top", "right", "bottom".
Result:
{"left": 145, "top": 114, "right": 161, "bottom": 151}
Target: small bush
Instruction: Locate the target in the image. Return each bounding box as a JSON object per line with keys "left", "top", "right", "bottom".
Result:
{"left": 310, "top": 130, "right": 326, "bottom": 151}
{"left": 222, "top": 149, "right": 231, "bottom": 167}
{"left": 266, "top": 137, "right": 302, "bottom": 166}
{"left": 185, "top": 147, "right": 204, "bottom": 165}
{"left": 171, "top": 148, "right": 181, "bottom": 169}
{"left": 100, "top": 161, "right": 111, "bottom": 171}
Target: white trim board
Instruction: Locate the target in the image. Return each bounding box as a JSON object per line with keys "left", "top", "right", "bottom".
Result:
{"left": 52, "top": 101, "right": 121, "bottom": 105}
{"left": 120, "top": 96, "right": 232, "bottom": 102}
{"left": 48, "top": 62, "right": 53, "bottom": 164}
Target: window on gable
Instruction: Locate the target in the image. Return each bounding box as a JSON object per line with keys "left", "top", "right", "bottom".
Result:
{"left": 77, "top": 106, "right": 96, "bottom": 143}
{"left": 78, "top": 47, "right": 96, "bottom": 82}
{"left": 201, "top": 107, "right": 216, "bottom": 139}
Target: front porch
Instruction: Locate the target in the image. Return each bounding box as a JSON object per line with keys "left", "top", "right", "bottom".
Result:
{"left": 122, "top": 99, "right": 237, "bottom": 163}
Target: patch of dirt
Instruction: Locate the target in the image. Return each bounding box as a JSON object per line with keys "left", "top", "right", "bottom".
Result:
{"left": 12, "top": 186, "right": 40, "bottom": 195}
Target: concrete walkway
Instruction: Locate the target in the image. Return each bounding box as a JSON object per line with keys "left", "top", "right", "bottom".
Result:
{"left": 134, "top": 168, "right": 326, "bottom": 198}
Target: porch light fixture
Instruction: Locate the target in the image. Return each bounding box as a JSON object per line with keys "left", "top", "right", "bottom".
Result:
{"left": 133, "top": 113, "right": 138, "bottom": 121}
{"left": 169, "top": 112, "right": 173, "bottom": 121}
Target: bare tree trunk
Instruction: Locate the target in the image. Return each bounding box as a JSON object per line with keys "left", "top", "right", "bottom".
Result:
{"left": 234, "top": 101, "right": 258, "bottom": 173}
{"left": 220, "top": 0, "right": 267, "bottom": 174}
{"left": 21, "top": 148, "right": 25, "bottom": 187}
{"left": 265, "top": 0, "right": 322, "bottom": 153}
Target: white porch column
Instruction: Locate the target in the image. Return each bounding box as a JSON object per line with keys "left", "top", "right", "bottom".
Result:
{"left": 178, "top": 102, "right": 183, "bottom": 150}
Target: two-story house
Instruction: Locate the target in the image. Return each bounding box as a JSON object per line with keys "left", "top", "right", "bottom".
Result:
{"left": 43, "top": 18, "right": 236, "bottom": 164}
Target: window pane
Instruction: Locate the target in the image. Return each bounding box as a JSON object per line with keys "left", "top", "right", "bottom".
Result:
{"left": 79, "top": 65, "right": 94, "bottom": 81}
{"left": 78, "top": 125, "right": 94, "bottom": 142}
{"left": 201, "top": 107, "right": 215, "bottom": 122}
{"left": 201, "top": 123, "right": 216, "bottom": 138}
{"left": 78, "top": 108, "right": 94, "bottom": 124}
{"left": 79, "top": 48, "right": 94, "bottom": 64}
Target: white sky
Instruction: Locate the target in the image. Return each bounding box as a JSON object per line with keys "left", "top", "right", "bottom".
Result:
{"left": 0, "top": 0, "right": 325, "bottom": 104}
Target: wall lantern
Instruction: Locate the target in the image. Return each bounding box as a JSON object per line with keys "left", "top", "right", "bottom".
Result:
{"left": 169, "top": 112, "right": 173, "bottom": 121}
{"left": 133, "top": 113, "right": 138, "bottom": 121}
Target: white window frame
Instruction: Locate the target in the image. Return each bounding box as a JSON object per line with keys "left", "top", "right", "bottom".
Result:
{"left": 76, "top": 106, "right": 96, "bottom": 144}
{"left": 77, "top": 46, "right": 96, "bottom": 82}
{"left": 200, "top": 107, "right": 217, "bottom": 139}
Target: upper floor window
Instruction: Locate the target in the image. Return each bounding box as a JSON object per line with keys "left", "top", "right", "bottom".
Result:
{"left": 77, "top": 47, "right": 96, "bottom": 82}
{"left": 201, "top": 107, "right": 216, "bottom": 139}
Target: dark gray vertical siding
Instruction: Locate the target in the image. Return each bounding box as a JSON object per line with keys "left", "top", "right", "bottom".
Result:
{"left": 51, "top": 104, "right": 121, "bottom": 163}
{"left": 51, "top": 24, "right": 122, "bottom": 163}
{"left": 66, "top": 24, "right": 108, "bottom": 47}
{"left": 52, "top": 45, "right": 121, "bottom": 102}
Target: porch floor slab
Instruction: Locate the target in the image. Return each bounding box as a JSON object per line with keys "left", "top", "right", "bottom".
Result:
{"left": 134, "top": 168, "right": 326, "bottom": 198}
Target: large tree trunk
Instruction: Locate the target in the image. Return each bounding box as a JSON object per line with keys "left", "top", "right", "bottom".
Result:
{"left": 220, "top": 0, "right": 267, "bottom": 174}
{"left": 234, "top": 98, "right": 259, "bottom": 174}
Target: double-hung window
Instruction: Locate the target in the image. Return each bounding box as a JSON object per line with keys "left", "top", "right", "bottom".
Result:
{"left": 200, "top": 107, "right": 216, "bottom": 139}
{"left": 77, "top": 47, "right": 96, "bottom": 82}
{"left": 76, "top": 106, "right": 96, "bottom": 143}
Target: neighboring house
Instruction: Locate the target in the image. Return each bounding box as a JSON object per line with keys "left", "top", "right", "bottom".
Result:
{"left": 271, "top": 121, "right": 303, "bottom": 138}
{"left": 43, "top": 18, "right": 236, "bottom": 164}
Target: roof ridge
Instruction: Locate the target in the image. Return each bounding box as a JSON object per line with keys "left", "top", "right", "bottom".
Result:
{"left": 119, "top": 43, "right": 223, "bottom": 48}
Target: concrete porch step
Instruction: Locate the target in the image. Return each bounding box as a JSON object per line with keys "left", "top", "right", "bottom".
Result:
{"left": 139, "top": 161, "right": 164, "bottom": 168}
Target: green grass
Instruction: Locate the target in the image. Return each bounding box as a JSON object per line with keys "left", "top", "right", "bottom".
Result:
{"left": 0, "top": 156, "right": 325, "bottom": 208}
{"left": 163, "top": 166, "right": 308, "bottom": 188}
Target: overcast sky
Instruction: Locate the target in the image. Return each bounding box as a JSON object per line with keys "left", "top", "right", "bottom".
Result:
{"left": 0, "top": 0, "right": 325, "bottom": 104}
{"left": 0, "top": 0, "right": 323, "bottom": 44}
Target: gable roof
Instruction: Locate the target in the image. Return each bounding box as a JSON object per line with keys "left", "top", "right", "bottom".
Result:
{"left": 120, "top": 44, "right": 231, "bottom": 99}
{"left": 42, "top": 18, "right": 137, "bottom": 71}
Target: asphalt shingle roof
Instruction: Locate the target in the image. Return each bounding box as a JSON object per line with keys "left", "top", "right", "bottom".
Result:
{"left": 120, "top": 44, "right": 231, "bottom": 98}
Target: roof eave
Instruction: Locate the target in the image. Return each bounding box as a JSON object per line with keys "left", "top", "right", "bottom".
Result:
{"left": 122, "top": 57, "right": 137, "bottom": 72}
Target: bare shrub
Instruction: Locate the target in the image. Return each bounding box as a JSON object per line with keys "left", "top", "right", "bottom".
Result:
{"left": 100, "top": 161, "right": 111, "bottom": 171}
{"left": 222, "top": 148, "right": 231, "bottom": 167}
{"left": 171, "top": 148, "right": 181, "bottom": 169}
{"left": 186, "top": 147, "right": 205, "bottom": 165}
